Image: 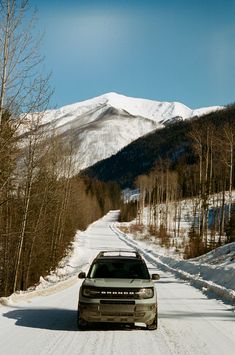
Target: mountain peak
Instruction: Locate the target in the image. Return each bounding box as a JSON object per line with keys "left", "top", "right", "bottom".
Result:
{"left": 93, "top": 93, "right": 222, "bottom": 123}
{"left": 44, "top": 92, "right": 222, "bottom": 127}
{"left": 40, "top": 93, "right": 223, "bottom": 172}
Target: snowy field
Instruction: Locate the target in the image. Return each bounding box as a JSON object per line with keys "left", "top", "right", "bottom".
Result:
{"left": 0, "top": 211, "right": 235, "bottom": 355}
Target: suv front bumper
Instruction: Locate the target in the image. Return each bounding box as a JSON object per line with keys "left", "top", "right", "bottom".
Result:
{"left": 79, "top": 300, "right": 157, "bottom": 324}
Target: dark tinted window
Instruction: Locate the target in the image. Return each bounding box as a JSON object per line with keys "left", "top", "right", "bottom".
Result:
{"left": 88, "top": 259, "right": 150, "bottom": 279}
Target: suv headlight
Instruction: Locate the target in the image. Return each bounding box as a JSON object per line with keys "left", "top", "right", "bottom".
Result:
{"left": 82, "top": 287, "right": 100, "bottom": 297}
{"left": 137, "top": 287, "right": 154, "bottom": 299}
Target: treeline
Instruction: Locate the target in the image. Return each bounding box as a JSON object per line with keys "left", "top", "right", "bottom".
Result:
{"left": 120, "top": 108, "right": 235, "bottom": 258}
{"left": 0, "top": 110, "right": 120, "bottom": 297}
{"left": 119, "top": 201, "right": 137, "bottom": 222}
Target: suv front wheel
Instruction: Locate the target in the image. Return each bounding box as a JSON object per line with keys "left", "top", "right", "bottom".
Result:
{"left": 77, "top": 310, "right": 88, "bottom": 330}
{"left": 146, "top": 311, "right": 158, "bottom": 330}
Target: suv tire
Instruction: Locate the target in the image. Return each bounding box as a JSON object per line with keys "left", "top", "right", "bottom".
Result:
{"left": 146, "top": 311, "right": 158, "bottom": 330}
{"left": 77, "top": 310, "right": 87, "bottom": 330}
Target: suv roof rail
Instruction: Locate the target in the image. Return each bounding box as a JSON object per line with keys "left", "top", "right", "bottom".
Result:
{"left": 96, "top": 249, "right": 142, "bottom": 259}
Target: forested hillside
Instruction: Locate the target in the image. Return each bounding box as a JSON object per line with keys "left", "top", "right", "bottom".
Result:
{"left": 118, "top": 105, "right": 235, "bottom": 258}
{"left": 84, "top": 104, "right": 235, "bottom": 258}
{"left": 82, "top": 105, "right": 235, "bottom": 189}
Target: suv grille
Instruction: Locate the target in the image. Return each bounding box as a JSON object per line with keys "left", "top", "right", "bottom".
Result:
{"left": 83, "top": 287, "right": 145, "bottom": 299}
{"left": 100, "top": 300, "right": 135, "bottom": 305}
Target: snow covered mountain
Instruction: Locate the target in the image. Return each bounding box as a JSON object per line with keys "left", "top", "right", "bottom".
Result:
{"left": 41, "top": 92, "right": 222, "bottom": 171}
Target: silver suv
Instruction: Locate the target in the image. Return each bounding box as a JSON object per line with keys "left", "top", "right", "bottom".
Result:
{"left": 77, "top": 249, "right": 160, "bottom": 330}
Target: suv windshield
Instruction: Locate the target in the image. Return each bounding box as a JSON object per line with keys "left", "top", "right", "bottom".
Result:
{"left": 88, "top": 259, "right": 150, "bottom": 279}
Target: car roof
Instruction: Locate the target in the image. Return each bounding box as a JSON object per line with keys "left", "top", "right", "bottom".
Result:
{"left": 94, "top": 250, "right": 143, "bottom": 261}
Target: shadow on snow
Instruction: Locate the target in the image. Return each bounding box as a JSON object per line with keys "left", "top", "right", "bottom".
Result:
{"left": 3, "top": 305, "right": 235, "bottom": 332}
{"left": 3, "top": 307, "right": 143, "bottom": 331}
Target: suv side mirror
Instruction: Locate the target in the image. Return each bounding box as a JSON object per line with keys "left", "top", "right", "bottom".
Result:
{"left": 151, "top": 273, "right": 160, "bottom": 281}
{"left": 78, "top": 271, "right": 86, "bottom": 279}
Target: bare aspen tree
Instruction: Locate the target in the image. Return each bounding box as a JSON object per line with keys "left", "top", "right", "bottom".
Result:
{"left": 52, "top": 141, "right": 76, "bottom": 262}
{"left": 49, "top": 137, "right": 71, "bottom": 263}
{"left": 0, "top": 0, "right": 51, "bottom": 123}
{"left": 190, "top": 127, "right": 203, "bottom": 235}
{"left": 24, "top": 182, "right": 48, "bottom": 288}
{"left": 168, "top": 171, "right": 179, "bottom": 233}
{"left": 135, "top": 175, "right": 148, "bottom": 225}
{"left": 220, "top": 122, "right": 234, "bottom": 219}
{"left": 146, "top": 172, "right": 155, "bottom": 227}
{"left": 13, "top": 112, "right": 49, "bottom": 292}
{"left": 0, "top": 0, "right": 52, "bottom": 293}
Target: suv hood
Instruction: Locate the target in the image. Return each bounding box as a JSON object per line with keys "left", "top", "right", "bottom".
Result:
{"left": 83, "top": 278, "right": 153, "bottom": 288}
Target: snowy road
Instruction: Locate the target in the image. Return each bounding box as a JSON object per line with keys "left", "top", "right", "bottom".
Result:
{"left": 0, "top": 211, "right": 235, "bottom": 355}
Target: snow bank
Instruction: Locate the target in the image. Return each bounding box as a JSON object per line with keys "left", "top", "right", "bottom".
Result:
{"left": 0, "top": 228, "right": 96, "bottom": 307}
{"left": 113, "top": 225, "right": 235, "bottom": 305}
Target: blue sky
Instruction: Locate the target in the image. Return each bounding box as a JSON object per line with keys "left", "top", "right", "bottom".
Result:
{"left": 31, "top": 0, "right": 235, "bottom": 109}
